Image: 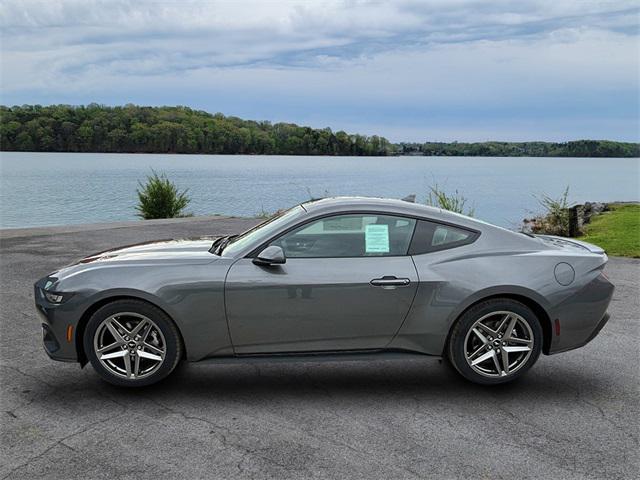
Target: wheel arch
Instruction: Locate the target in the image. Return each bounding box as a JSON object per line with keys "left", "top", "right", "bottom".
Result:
{"left": 75, "top": 293, "right": 186, "bottom": 367}
{"left": 444, "top": 290, "right": 553, "bottom": 356}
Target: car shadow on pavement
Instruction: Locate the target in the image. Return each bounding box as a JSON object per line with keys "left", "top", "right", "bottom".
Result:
{"left": 60, "top": 359, "right": 607, "bottom": 406}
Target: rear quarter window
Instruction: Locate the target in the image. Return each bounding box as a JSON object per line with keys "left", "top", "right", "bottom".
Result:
{"left": 409, "top": 220, "right": 479, "bottom": 255}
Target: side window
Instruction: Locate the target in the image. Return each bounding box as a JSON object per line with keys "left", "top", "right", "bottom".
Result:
{"left": 409, "top": 220, "right": 478, "bottom": 255}
{"left": 432, "top": 225, "right": 471, "bottom": 246}
{"left": 271, "top": 214, "right": 416, "bottom": 258}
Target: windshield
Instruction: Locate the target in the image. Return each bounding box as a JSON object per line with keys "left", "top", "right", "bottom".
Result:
{"left": 220, "top": 206, "right": 305, "bottom": 257}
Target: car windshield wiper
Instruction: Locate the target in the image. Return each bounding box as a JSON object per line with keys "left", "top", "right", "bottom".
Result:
{"left": 212, "top": 235, "right": 238, "bottom": 255}
{"left": 209, "top": 236, "right": 225, "bottom": 253}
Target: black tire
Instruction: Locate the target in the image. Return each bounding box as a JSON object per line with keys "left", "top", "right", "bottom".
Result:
{"left": 447, "top": 298, "right": 542, "bottom": 385}
{"left": 84, "top": 299, "right": 183, "bottom": 387}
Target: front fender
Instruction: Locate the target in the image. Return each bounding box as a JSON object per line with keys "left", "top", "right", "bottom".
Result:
{"left": 52, "top": 260, "right": 235, "bottom": 362}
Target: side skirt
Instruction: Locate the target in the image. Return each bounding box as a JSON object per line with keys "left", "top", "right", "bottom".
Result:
{"left": 195, "top": 349, "right": 441, "bottom": 365}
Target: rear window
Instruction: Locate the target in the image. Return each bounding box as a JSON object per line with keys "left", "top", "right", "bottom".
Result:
{"left": 409, "top": 220, "right": 478, "bottom": 255}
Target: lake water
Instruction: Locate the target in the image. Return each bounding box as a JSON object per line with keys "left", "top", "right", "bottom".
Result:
{"left": 1, "top": 152, "right": 638, "bottom": 229}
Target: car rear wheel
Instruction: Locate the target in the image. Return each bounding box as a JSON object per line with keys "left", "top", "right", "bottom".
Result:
{"left": 84, "top": 299, "right": 183, "bottom": 387}
{"left": 447, "top": 298, "right": 542, "bottom": 385}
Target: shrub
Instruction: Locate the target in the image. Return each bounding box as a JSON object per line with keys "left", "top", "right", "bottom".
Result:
{"left": 136, "top": 170, "right": 191, "bottom": 219}
{"left": 256, "top": 206, "right": 288, "bottom": 219}
{"left": 426, "top": 184, "right": 475, "bottom": 217}
{"left": 526, "top": 186, "right": 573, "bottom": 236}
{"left": 256, "top": 205, "right": 273, "bottom": 219}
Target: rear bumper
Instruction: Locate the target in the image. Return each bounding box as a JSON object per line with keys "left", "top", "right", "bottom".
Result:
{"left": 547, "top": 273, "right": 614, "bottom": 355}
{"left": 584, "top": 312, "right": 610, "bottom": 346}
{"left": 548, "top": 312, "right": 610, "bottom": 355}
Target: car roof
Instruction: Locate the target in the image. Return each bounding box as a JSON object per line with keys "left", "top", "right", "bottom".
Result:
{"left": 300, "top": 196, "right": 489, "bottom": 231}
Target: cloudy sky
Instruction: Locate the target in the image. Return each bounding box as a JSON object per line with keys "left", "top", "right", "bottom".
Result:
{"left": 1, "top": 0, "right": 638, "bottom": 142}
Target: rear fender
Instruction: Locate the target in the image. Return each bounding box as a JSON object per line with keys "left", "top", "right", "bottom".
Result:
{"left": 388, "top": 285, "right": 553, "bottom": 355}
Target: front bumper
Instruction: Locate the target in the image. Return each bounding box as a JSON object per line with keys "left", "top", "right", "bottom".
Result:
{"left": 34, "top": 279, "right": 80, "bottom": 362}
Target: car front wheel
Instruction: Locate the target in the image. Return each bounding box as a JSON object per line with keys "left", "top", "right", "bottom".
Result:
{"left": 447, "top": 298, "right": 542, "bottom": 385}
{"left": 84, "top": 299, "right": 183, "bottom": 387}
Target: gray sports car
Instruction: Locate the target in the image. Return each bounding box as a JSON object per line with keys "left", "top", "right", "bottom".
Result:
{"left": 34, "top": 197, "right": 614, "bottom": 386}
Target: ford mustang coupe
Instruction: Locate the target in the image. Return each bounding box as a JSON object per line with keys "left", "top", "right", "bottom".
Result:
{"left": 34, "top": 197, "right": 614, "bottom": 386}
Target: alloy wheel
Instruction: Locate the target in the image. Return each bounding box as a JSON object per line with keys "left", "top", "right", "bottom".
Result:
{"left": 463, "top": 310, "right": 534, "bottom": 378}
{"left": 93, "top": 312, "right": 166, "bottom": 379}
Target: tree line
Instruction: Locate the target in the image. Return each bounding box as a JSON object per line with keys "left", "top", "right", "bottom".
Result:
{"left": 1, "top": 104, "right": 638, "bottom": 157}
{"left": 0, "top": 104, "right": 392, "bottom": 156}
{"left": 396, "top": 140, "right": 639, "bottom": 158}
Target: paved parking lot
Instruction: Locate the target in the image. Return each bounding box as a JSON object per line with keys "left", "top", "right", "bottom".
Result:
{"left": 1, "top": 217, "right": 638, "bottom": 479}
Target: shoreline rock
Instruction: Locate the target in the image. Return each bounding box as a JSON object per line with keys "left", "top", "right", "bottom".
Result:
{"left": 522, "top": 201, "right": 611, "bottom": 236}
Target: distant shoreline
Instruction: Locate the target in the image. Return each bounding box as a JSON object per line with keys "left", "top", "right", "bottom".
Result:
{"left": 0, "top": 214, "right": 242, "bottom": 238}
{"left": 2, "top": 151, "right": 639, "bottom": 159}
{"left": 2, "top": 104, "right": 639, "bottom": 158}
{"left": 2, "top": 202, "right": 638, "bottom": 239}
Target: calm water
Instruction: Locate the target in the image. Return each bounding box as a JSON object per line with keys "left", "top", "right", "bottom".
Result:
{"left": 1, "top": 152, "right": 638, "bottom": 229}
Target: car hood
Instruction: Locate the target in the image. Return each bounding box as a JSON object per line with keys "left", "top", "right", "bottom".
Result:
{"left": 37, "top": 237, "right": 233, "bottom": 292}
{"left": 73, "top": 237, "right": 219, "bottom": 265}
{"left": 46, "top": 238, "right": 221, "bottom": 283}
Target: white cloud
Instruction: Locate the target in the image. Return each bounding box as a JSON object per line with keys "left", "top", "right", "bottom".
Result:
{"left": 0, "top": 0, "right": 638, "bottom": 141}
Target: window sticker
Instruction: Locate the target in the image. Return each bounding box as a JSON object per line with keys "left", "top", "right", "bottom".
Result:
{"left": 365, "top": 224, "right": 389, "bottom": 253}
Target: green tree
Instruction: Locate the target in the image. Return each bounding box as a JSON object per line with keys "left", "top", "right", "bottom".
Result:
{"left": 1, "top": 104, "right": 637, "bottom": 157}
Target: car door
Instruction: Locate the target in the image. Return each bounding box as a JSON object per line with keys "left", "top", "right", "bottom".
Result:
{"left": 224, "top": 213, "right": 419, "bottom": 354}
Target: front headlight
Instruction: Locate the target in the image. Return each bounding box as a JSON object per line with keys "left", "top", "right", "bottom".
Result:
{"left": 44, "top": 291, "right": 64, "bottom": 303}
{"left": 41, "top": 289, "right": 72, "bottom": 304}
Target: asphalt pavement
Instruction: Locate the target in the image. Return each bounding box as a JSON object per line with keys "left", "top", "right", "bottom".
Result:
{"left": 1, "top": 217, "right": 638, "bottom": 479}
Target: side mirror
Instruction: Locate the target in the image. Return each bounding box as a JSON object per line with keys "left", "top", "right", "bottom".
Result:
{"left": 252, "top": 245, "right": 286, "bottom": 266}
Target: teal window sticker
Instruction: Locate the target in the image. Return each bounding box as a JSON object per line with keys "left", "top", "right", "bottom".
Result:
{"left": 365, "top": 224, "right": 389, "bottom": 253}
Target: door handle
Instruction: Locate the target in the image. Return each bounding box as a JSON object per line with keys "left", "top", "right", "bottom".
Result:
{"left": 370, "top": 276, "right": 411, "bottom": 287}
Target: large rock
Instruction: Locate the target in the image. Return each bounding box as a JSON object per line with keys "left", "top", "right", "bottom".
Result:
{"left": 522, "top": 202, "right": 609, "bottom": 236}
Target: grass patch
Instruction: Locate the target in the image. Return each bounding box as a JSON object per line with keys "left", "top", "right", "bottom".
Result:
{"left": 577, "top": 204, "right": 640, "bottom": 258}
